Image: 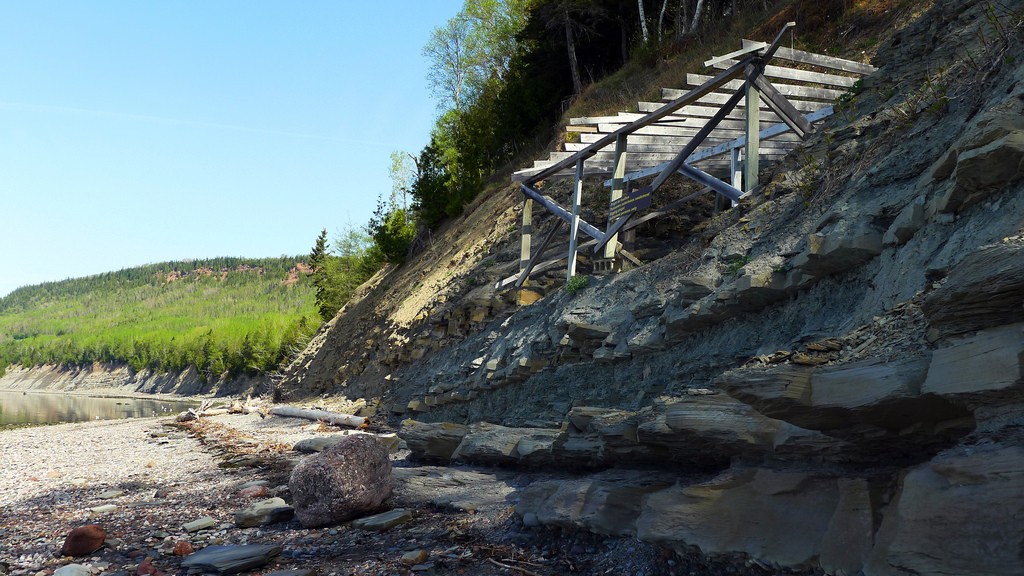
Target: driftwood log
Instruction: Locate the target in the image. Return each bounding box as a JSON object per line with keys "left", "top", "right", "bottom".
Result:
{"left": 269, "top": 405, "right": 367, "bottom": 428}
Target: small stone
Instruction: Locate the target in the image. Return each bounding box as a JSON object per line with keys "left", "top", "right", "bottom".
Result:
{"left": 53, "top": 565, "right": 90, "bottom": 576}
{"left": 135, "top": 558, "right": 159, "bottom": 576}
{"left": 236, "top": 480, "right": 270, "bottom": 490}
{"left": 172, "top": 541, "right": 193, "bottom": 556}
{"left": 88, "top": 505, "right": 118, "bottom": 515}
{"left": 234, "top": 498, "right": 295, "bottom": 528}
{"left": 98, "top": 489, "right": 125, "bottom": 500}
{"left": 410, "top": 563, "right": 435, "bottom": 572}
{"left": 61, "top": 525, "right": 107, "bottom": 556}
{"left": 351, "top": 509, "right": 412, "bottom": 531}
{"left": 153, "top": 488, "right": 171, "bottom": 498}
{"left": 237, "top": 486, "right": 270, "bottom": 499}
{"left": 183, "top": 517, "right": 218, "bottom": 532}
{"left": 401, "top": 550, "right": 429, "bottom": 565}
{"left": 264, "top": 571, "right": 316, "bottom": 576}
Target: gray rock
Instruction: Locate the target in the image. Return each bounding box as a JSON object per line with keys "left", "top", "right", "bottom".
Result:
{"left": 398, "top": 420, "right": 468, "bottom": 461}
{"left": 183, "top": 516, "right": 218, "bottom": 532}
{"left": 88, "top": 505, "right": 117, "bottom": 515}
{"left": 97, "top": 489, "right": 124, "bottom": 500}
{"left": 289, "top": 434, "right": 393, "bottom": 528}
{"left": 351, "top": 508, "right": 412, "bottom": 531}
{"left": 236, "top": 480, "right": 270, "bottom": 490}
{"left": 180, "top": 544, "right": 281, "bottom": 575}
{"left": 53, "top": 565, "right": 91, "bottom": 576}
{"left": 234, "top": 497, "right": 294, "bottom": 528}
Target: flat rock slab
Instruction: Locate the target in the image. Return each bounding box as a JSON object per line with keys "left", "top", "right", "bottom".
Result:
{"left": 183, "top": 516, "right": 218, "bottom": 532}
{"left": 181, "top": 544, "right": 282, "bottom": 575}
{"left": 351, "top": 508, "right": 412, "bottom": 531}
{"left": 88, "top": 505, "right": 117, "bottom": 515}
{"left": 97, "top": 489, "right": 124, "bottom": 499}
{"left": 234, "top": 497, "right": 295, "bottom": 528}
{"left": 393, "top": 466, "right": 516, "bottom": 513}
{"left": 53, "top": 565, "right": 91, "bottom": 576}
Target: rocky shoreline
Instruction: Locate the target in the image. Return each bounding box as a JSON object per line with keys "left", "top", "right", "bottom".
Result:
{"left": 1, "top": 412, "right": 802, "bottom": 576}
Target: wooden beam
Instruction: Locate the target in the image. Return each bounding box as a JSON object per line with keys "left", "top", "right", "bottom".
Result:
{"left": 520, "top": 184, "right": 603, "bottom": 241}
{"left": 745, "top": 66, "right": 760, "bottom": 193}
{"left": 520, "top": 198, "right": 533, "bottom": 272}
{"left": 753, "top": 73, "right": 813, "bottom": 137}
{"left": 704, "top": 42, "right": 766, "bottom": 67}
{"left": 678, "top": 164, "right": 742, "bottom": 202}
{"left": 605, "top": 135, "right": 628, "bottom": 259}
{"left": 515, "top": 219, "right": 564, "bottom": 288}
{"left": 567, "top": 159, "right": 584, "bottom": 278}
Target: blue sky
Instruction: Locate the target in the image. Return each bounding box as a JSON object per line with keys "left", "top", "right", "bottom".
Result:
{"left": 0, "top": 1, "right": 461, "bottom": 297}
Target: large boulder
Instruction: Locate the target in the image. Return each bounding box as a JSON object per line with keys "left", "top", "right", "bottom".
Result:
{"left": 288, "top": 434, "right": 393, "bottom": 528}
{"left": 60, "top": 524, "right": 106, "bottom": 556}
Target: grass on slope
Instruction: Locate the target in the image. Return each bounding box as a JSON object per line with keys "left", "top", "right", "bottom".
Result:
{"left": 0, "top": 257, "right": 319, "bottom": 381}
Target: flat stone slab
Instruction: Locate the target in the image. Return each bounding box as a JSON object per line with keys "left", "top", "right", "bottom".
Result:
{"left": 183, "top": 516, "right": 218, "bottom": 532}
{"left": 97, "top": 489, "right": 124, "bottom": 499}
{"left": 88, "top": 505, "right": 117, "bottom": 515}
{"left": 351, "top": 508, "right": 412, "bottom": 531}
{"left": 234, "top": 498, "right": 295, "bottom": 528}
{"left": 181, "top": 544, "right": 281, "bottom": 575}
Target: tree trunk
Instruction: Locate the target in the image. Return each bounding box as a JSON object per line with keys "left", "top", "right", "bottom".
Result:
{"left": 269, "top": 405, "right": 367, "bottom": 428}
{"left": 658, "top": 0, "right": 670, "bottom": 41}
{"left": 564, "top": 8, "right": 583, "bottom": 95}
{"left": 638, "top": 0, "right": 650, "bottom": 43}
{"left": 689, "top": 0, "right": 706, "bottom": 35}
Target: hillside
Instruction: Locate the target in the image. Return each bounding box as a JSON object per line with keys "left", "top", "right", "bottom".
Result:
{"left": 278, "top": 0, "right": 1024, "bottom": 574}
{"left": 0, "top": 257, "right": 318, "bottom": 395}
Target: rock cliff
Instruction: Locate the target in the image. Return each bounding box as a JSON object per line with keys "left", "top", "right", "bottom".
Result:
{"left": 282, "top": 1, "right": 1024, "bottom": 574}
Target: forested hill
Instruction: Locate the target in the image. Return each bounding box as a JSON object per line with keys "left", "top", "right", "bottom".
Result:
{"left": 0, "top": 257, "right": 319, "bottom": 381}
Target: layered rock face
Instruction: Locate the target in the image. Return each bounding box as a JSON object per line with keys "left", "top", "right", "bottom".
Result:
{"left": 289, "top": 0, "right": 1024, "bottom": 573}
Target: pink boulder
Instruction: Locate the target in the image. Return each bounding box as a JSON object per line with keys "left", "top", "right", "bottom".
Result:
{"left": 289, "top": 434, "right": 393, "bottom": 528}
{"left": 61, "top": 524, "right": 106, "bottom": 556}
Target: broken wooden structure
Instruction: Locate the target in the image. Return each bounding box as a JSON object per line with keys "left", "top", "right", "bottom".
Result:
{"left": 499, "top": 24, "right": 876, "bottom": 291}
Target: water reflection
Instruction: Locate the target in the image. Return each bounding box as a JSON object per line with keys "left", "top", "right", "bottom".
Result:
{"left": 0, "top": 390, "right": 197, "bottom": 428}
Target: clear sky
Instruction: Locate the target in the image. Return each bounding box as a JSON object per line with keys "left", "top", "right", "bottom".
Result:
{"left": 0, "top": 1, "right": 462, "bottom": 298}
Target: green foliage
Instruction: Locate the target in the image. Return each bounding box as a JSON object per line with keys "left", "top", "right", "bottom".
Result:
{"left": 309, "top": 226, "right": 384, "bottom": 321}
{"left": 0, "top": 257, "right": 321, "bottom": 381}
{"left": 565, "top": 274, "right": 588, "bottom": 294}
{"left": 725, "top": 255, "right": 751, "bottom": 275}
{"left": 368, "top": 200, "right": 417, "bottom": 264}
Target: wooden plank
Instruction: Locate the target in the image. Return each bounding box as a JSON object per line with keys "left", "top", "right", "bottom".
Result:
{"left": 674, "top": 78, "right": 845, "bottom": 101}
{"left": 639, "top": 98, "right": 818, "bottom": 115}
{"left": 577, "top": 132, "right": 802, "bottom": 147}
{"left": 656, "top": 91, "right": 822, "bottom": 112}
{"left": 564, "top": 140, "right": 798, "bottom": 153}
{"left": 606, "top": 135, "right": 628, "bottom": 259}
{"left": 704, "top": 42, "right": 766, "bottom": 67}
{"left": 753, "top": 73, "right": 812, "bottom": 137}
{"left": 521, "top": 56, "right": 753, "bottom": 185}
{"left": 709, "top": 60, "right": 859, "bottom": 88}
{"left": 614, "top": 105, "right": 834, "bottom": 184}
{"left": 520, "top": 198, "right": 533, "bottom": 271}
{"left": 743, "top": 40, "right": 876, "bottom": 75}
{"left": 565, "top": 125, "right": 598, "bottom": 133}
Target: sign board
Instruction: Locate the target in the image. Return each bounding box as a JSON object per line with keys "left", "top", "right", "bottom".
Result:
{"left": 608, "top": 185, "right": 652, "bottom": 221}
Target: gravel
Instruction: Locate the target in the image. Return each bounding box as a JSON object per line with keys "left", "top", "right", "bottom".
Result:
{"left": 0, "top": 413, "right": 806, "bottom": 576}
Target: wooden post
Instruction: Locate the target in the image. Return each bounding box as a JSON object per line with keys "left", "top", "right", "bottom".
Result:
{"left": 744, "top": 66, "right": 761, "bottom": 193}
{"left": 567, "top": 158, "right": 584, "bottom": 278}
{"left": 730, "top": 147, "right": 743, "bottom": 208}
{"left": 604, "top": 134, "right": 628, "bottom": 259}
{"left": 520, "top": 198, "right": 534, "bottom": 276}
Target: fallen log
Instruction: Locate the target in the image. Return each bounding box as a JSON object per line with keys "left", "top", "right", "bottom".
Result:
{"left": 269, "top": 405, "right": 367, "bottom": 428}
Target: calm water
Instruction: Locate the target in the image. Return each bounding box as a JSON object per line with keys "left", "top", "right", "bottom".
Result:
{"left": 0, "top": 390, "right": 198, "bottom": 428}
